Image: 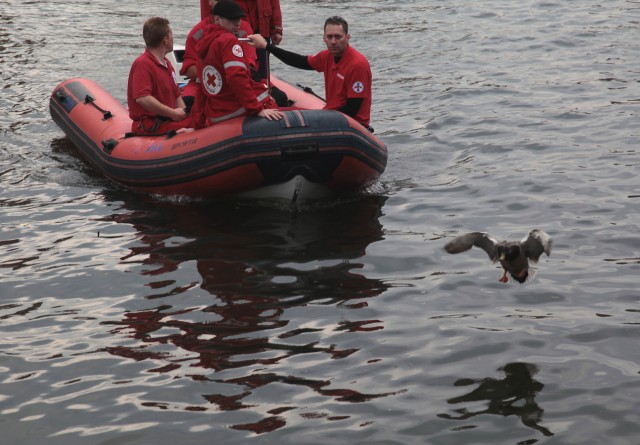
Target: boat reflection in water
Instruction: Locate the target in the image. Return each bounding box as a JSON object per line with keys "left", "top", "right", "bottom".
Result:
{"left": 100, "top": 193, "right": 395, "bottom": 433}
{"left": 439, "top": 362, "right": 554, "bottom": 437}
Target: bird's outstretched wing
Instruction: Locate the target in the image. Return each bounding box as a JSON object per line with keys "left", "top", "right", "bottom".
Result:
{"left": 520, "top": 229, "right": 552, "bottom": 262}
{"left": 444, "top": 232, "right": 501, "bottom": 262}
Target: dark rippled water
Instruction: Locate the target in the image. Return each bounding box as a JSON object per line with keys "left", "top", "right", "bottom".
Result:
{"left": 1, "top": 1, "right": 639, "bottom": 444}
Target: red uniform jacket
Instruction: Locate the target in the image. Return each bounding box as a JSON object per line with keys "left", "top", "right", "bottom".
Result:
{"left": 196, "top": 24, "right": 275, "bottom": 124}
{"left": 182, "top": 16, "right": 259, "bottom": 128}
{"left": 183, "top": 17, "right": 257, "bottom": 78}
{"left": 235, "top": 0, "right": 283, "bottom": 38}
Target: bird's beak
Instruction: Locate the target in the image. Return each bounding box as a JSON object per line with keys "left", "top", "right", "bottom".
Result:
{"left": 499, "top": 253, "right": 505, "bottom": 261}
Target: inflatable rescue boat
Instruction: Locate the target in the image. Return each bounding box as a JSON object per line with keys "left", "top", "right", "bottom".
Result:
{"left": 49, "top": 74, "right": 387, "bottom": 202}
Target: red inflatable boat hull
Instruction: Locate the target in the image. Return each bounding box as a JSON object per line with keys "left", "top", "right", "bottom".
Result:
{"left": 49, "top": 77, "right": 387, "bottom": 200}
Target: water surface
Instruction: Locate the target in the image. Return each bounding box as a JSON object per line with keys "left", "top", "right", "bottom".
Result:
{"left": 1, "top": 1, "right": 639, "bottom": 444}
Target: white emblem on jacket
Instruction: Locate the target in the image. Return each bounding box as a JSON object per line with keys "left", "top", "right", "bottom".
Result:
{"left": 352, "top": 81, "right": 365, "bottom": 94}
{"left": 232, "top": 44, "right": 244, "bottom": 58}
{"left": 202, "top": 65, "right": 223, "bottom": 95}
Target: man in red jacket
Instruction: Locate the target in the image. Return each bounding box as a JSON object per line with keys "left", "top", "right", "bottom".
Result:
{"left": 183, "top": 1, "right": 257, "bottom": 101}
{"left": 235, "top": 0, "right": 283, "bottom": 82}
{"left": 127, "top": 17, "right": 191, "bottom": 134}
{"left": 196, "top": 1, "right": 283, "bottom": 125}
{"left": 182, "top": 0, "right": 257, "bottom": 127}
{"left": 235, "top": 0, "right": 282, "bottom": 43}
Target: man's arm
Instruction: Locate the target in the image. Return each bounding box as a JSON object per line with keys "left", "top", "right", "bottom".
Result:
{"left": 266, "top": 43, "right": 312, "bottom": 70}
{"left": 338, "top": 97, "right": 363, "bottom": 118}
{"left": 249, "top": 34, "right": 312, "bottom": 70}
{"left": 136, "top": 96, "right": 187, "bottom": 121}
{"left": 269, "top": 0, "right": 283, "bottom": 44}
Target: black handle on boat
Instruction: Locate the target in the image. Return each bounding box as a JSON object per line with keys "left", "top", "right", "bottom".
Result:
{"left": 281, "top": 143, "right": 319, "bottom": 159}
{"left": 296, "top": 83, "right": 326, "bottom": 102}
{"left": 54, "top": 89, "right": 68, "bottom": 102}
{"left": 84, "top": 94, "right": 113, "bottom": 120}
{"left": 102, "top": 138, "right": 119, "bottom": 154}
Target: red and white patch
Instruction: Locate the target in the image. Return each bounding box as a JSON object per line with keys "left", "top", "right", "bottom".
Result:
{"left": 202, "top": 65, "right": 222, "bottom": 95}
{"left": 232, "top": 44, "right": 244, "bottom": 58}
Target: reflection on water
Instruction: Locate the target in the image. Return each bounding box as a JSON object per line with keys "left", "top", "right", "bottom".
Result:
{"left": 439, "top": 362, "right": 553, "bottom": 438}
{"left": 98, "top": 194, "right": 396, "bottom": 433}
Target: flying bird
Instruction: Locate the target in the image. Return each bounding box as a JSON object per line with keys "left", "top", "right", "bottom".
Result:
{"left": 444, "top": 230, "right": 552, "bottom": 283}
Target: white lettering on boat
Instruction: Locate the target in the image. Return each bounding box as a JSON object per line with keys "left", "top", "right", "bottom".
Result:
{"left": 171, "top": 138, "right": 198, "bottom": 150}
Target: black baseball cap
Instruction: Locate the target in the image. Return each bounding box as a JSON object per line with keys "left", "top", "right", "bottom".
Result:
{"left": 213, "top": 1, "right": 246, "bottom": 19}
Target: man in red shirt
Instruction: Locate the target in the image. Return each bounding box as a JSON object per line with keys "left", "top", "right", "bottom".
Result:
{"left": 196, "top": 1, "right": 283, "bottom": 125}
{"left": 127, "top": 17, "right": 191, "bottom": 134}
{"left": 249, "top": 16, "right": 372, "bottom": 129}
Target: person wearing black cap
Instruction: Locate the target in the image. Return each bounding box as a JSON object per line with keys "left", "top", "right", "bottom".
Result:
{"left": 181, "top": 0, "right": 258, "bottom": 127}
{"left": 195, "top": 0, "right": 283, "bottom": 125}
